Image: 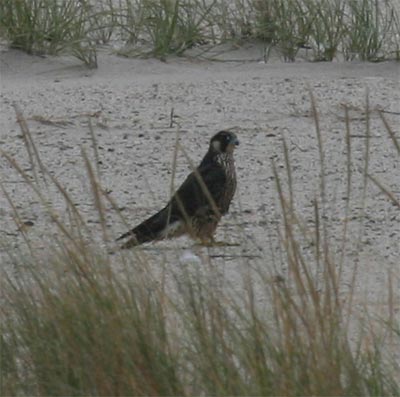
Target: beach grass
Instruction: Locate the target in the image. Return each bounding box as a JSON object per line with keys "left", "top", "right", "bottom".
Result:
{"left": 0, "top": 0, "right": 98, "bottom": 67}
{"left": 0, "top": 0, "right": 399, "bottom": 65}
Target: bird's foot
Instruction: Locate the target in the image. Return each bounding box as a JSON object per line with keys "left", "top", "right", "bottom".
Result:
{"left": 196, "top": 240, "right": 239, "bottom": 247}
{"left": 212, "top": 240, "right": 240, "bottom": 247}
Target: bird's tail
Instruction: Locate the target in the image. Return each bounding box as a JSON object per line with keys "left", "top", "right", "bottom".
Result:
{"left": 116, "top": 206, "right": 173, "bottom": 249}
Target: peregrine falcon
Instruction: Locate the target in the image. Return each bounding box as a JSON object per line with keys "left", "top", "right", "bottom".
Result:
{"left": 117, "top": 130, "right": 239, "bottom": 249}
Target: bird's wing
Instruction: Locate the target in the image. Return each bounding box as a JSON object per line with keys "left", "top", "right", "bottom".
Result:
{"left": 116, "top": 163, "right": 226, "bottom": 246}
{"left": 116, "top": 205, "right": 171, "bottom": 244}
{"left": 169, "top": 163, "right": 226, "bottom": 220}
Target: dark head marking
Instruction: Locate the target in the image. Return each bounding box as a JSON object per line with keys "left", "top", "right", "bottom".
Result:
{"left": 210, "top": 130, "right": 239, "bottom": 153}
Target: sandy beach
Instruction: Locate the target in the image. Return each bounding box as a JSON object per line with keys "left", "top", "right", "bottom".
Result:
{"left": 1, "top": 45, "right": 399, "bottom": 315}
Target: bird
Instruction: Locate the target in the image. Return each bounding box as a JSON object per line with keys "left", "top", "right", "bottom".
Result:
{"left": 116, "top": 130, "right": 239, "bottom": 249}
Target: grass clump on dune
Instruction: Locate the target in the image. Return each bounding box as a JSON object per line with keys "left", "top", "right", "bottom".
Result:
{"left": 0, "top": 0, "right": 399, "bottom": 64}
{"left": 0, "top": 0, "right": 99, "bottom": 67}
{"left": 115, "top": 0, "right": 215, "bottom": 58}
{"left": 1, "top": 99, "right": 399, "bottom": 395}
{"left": 253, "top": 0, "right": 400, "bottom": 61}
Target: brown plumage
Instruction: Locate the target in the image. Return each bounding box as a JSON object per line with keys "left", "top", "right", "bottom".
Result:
{"left": 117, "top": 130, "right": 239, "bottom": 248}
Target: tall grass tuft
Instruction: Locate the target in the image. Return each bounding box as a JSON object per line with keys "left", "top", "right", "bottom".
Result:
{"left": 254, "top": 0, "right": 400, "bottom": 61}
{"left": 116, "top": 0, "right": 214, "bottom": 59}
{"left": 344, "top": 0, "right": 398, "bottom": 61}
{"left": 1, "top": 102, "right": 399, "bottom": 395}
{"left": 0, "top": 0, "right": 98, "bottom": 67}
{"left": 1, "top": 256, "right": 183, "bottom": 396}
{"left": 303, "top": 0, "right": 347, "bottom": 61}
{"left": 254, "top": 0, "right": 313, "bottom": 61}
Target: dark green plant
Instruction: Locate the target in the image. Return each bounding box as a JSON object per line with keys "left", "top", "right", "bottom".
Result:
{"left": 116, "top": 0, "right": 213, "bottom": 59}
{"left": 0, "top": 0, "right": 97, "bottom": 67}
{"left": 344, "top": 0, "right": 398, "bottom": 61}
{"left": 304, "top": 0, "right": 347, "bottom": 61}
{"left": 255, "top": 0, "right": 313, "bottom": 61}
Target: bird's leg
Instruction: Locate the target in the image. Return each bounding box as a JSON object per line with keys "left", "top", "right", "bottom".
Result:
{"left": 197, "top": 236, "right": 239, "bottom": 247}
{"left": 211, "top": 240, "right": 240, "bottom": 247}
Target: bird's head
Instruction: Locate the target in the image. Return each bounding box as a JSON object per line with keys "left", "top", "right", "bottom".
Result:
{"left": 209, "top": 130, "right": 240, "bottom": 154}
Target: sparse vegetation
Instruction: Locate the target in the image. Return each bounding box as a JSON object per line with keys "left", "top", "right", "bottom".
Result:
{"left": 254, "top": 0, "right": 313, "bottom": 61}
{"left": 0, "top": 0, "right": 399, "bottom": 65}
{"left": 0, "top": 0, "right": 98, "bottom": 67}
{"left": 253, "top": 0, "right": 400, "bottom": 61}
{"left": 115, "top": 0, "right": 215, "bottom": 58}
{"left": 1, "top": 98, "right": 399, "bottom": 395}
{"left": 344, "top": 0, "right": 399, "bottom": 61}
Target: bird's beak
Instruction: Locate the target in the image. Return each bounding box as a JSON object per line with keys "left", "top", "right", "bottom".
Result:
{"left": 233, "top": 138, "right": 239, "bottom": 146}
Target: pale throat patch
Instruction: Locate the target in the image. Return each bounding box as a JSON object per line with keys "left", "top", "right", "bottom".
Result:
{"left": 212, "top": 140, "right": 221, "bottom": 151}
